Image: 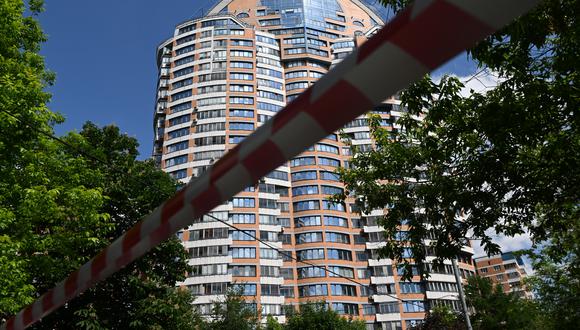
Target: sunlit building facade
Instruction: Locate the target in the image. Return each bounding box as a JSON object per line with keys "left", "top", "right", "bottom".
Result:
{"left": 153, "top": 1, "right": 475, "bottom": 329}
{"left": 474, "top": 252, "right": 533, "bottom": 299}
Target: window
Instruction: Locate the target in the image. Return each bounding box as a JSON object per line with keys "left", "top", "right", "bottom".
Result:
{"left": 309, "top": 71, "right": 324, "bottom": 78}
{"left": 191, "top": 263, "right": 228, "bottom": 276}
{"left": 322, "top": 201, "right": 345, "bottom": 211}
{"left": 230, "top": 61, "right": 253, "bottom": 69}
{"left": 166, "top": 155, "right": 188, "bottom": 167}
{"left": 193, "top": 136, "right": 225, "bottom": 147}
{"left": 257, "top": 90, "right": 284, "bottom": 102}
{"left": 231, "top": 247, "right": 256, "bottom": 258}
{"left": 262, "top": 304, "right": 282, "bottom": 315}
{"left": 230, "top": 72, "right": 253, "bottom": 80}
{"left": 177, "top": 24, "right": 194, "bottom": 35}
{"left": 293, "top": 200, "right": 320, "bottom": 212}
{"left": 174, "top": 55, "right": 194, "bottom": 67}
{"left": 229, "top": 135, "right": 246, "bottom": 144}
{"left": 197, "top": 109, "right": 225, "bottom": 119}
{"left": 327, "top": 249, "right": 352, "bottom": 261}
{"left": 260, "top": 230, "right": 278, "bottom": 241}
{"left": 166, "top": 141, "right": 189, "bottom": 153}
{"left": 169, "top": 169, "right": 187, "bottom": 180}
{"left": 296, "top": 248, "right": 324, "bottom": 261}
{"left": 256, "top": 67, "right": 283, "bottom": 79}
{"left": 363, "top": 304, "right": 376, "bottom": 315}
{"left": 229, "top": 96, "right": 254, "bottom": 105}
{"left": 286, "top": 82, "right": 309, "bottom": 90}
{"left": 316, "top": 143, "right": 339, "bottom": 154}
{"left": 403, "top": 301, "right": 425, "bottom": 313}
{"left": 296, "top": 232, "right": 323, "bottom": 244}
{"left": 231, "top": 39, "right": 253, "bottom": 46}
{"left": 297, "top": 267, "right": 325, "bottom": 279}
{"left": 260, "top": 284, "right": 280, "bottom": 296}
{"left": 259, "top": 18, "right": 281, "bottom": 26}
{"left": 167, "top": 127, "right": 189, "bottom": 140}
{"left": 320, "top": 171, "right": 340, "bottom": 181}
{"left": 230, "top": 122, "right": 254, "bottom": 131}
{"left": 171, "top": 102, "right": 191, "bottom": 114}
{"left": 257, "top": 56, "right": 281, "bottom": 67}
{"left": 400, "top": 282, "right": 424, "bottom": 294}
{"left": 172, "top": 78, "right": 193, "bottom": 89}
{"left": 324, "top": 216, "right": 348, "bottom": 227}
{"left": 265, "top": 170, "right": 288, "bottom": 181}
{"left": 197, "top": 97, "right": 225, "bottom": 106}
{"left": 232, "top": 197, "right": 255, "bottom": 207}
{"left": 188, "top": 245, "right": 228, "bottom": 258}
{"left": 257, "top": 102, "right": 282, "bottom": 112}
{"left": 294, "top": 216, "right": 321, "bottom": 227}
{"left": 188, "top": 228, "right": 228, "bottom": 240}
{"left": 172, "top": 90, "right": 192, "bottom": 102}
{"left": 291, "top": 171, "right": 317, "bottom": 181}
{"left": 230, "top": 230, "right": 255, "bottom": 241}
{"left": 299, "top": 284, "right": 327, "bottom": 297}
{"left": 230, "top": 109, "right": 254, "bottom": 118}
{"left": 292, "top": 185, "right": 318, "bottom": 196}
{"left": 193, "top": 150, "right": 224, "bottom": 161}
{"left": 330, "top": 284, "right": 356, "bottom": 296}
{"left": 291, "top": 157, "right": 315, "bottom": 167}
{"left": 256, "top": 35, "right": 278, "bottom": 45}
{"left": 281, "top": 287, "right": 294, "bottom": 298}
{"left": 229, "top": 265, "right": 256, "bottom": 277}
{"left": 321, "top": 186, "right": 343, "bottom": 196}
{"left": 285, "top": 71, "right": 308, "bottom": 79}
{"left": 260, "top": 248, "right": 279, "bottom": 259}
{"left": 199, "top": 72, "right": 227, "bottom": 82}
{"left": 378, "top": 302, "right": 399, "bottom": 314}
{"left": 176, "top": 35, "right": 195, "bottom": 45}
{"left": 198, "top": 84, "right": 227, "bottom": 94}
{"left": 230, "top": 213, "right": 255, "bottom": 224}
{"left": 281, "top": 268, "right": 294, "bottom": 279}
{"left": 230, "top": 50, "right": 253, "bottom": 57}
{"left": 493, "top": 265, "right": 501, "bottom": 271}
{"left": 234, "top": 283, "right": 257, "bottom": 296}
{"left": 318, "top": 157, "right": 340, "bottom": 167}
{"left": 357, "top": 268, "right": 371, "bottom": 279}
{"left": 328, "top": 266, "right": 354, "bottom": 278}
{"left": 258, "top": 78, "right": 283, "bottom": 90}
{"left": 230, "top": 84, "right": 254, "bottom": 92}
{"left": 326, "top": 232, "right": 349, "bottom": 243}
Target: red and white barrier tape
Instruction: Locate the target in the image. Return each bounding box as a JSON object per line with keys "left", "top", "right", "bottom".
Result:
{"left": 1, "top": 1, "right": 539, "bottom": 329}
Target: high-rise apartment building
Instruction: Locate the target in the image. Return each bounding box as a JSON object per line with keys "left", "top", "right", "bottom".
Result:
{"left": 153, "top": 1, "right": 475, "bottom": 329}
{"left": 474, "top": 252, "right": 532, "bottom": 299}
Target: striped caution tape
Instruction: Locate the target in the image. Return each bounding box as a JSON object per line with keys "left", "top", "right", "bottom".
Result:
{"left": 1, "top": 1, "right": 540, "bottom": 329}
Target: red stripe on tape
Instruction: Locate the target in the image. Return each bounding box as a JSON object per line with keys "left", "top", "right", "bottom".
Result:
{"left": 242, "top": 140, "right": 286, "bottom": 181}
{"left": 210, "top": 149, "right": 239, "bottom": 183}
{"left": 122, "top": 221, "right": 143, "bottom": 254}
{"left": 64, "top": 270, "right": 79, "bottom": 297}
{"left": 305, "top": 80, "right": 374, "bottom": 133}
{"left": 390, "top": 1, "right": 494, "bottom": 69}
{"left": 90, "top": 249, "right": 108, "bottom": 279}
{"left": 272, "top": 88, "right": 313, "bottom": 133}
{"left": 161, "top": 188, "right": 186, "bottom": 223}
{"left": 191, "top": 185, "right": 222, "bottom": 217}
{"left": 41, "top": 290, "right": 54, "bottom": 313}
{"left": 22, "top": 305, "right": 33, "bottom": 327}
{"left": 357, "top": 5, "right": 411, "bottom": 63}
{"left": 5, "top": 318, "right": 14, "bottom": 330}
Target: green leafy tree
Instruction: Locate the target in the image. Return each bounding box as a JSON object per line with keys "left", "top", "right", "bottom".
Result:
{"left": 464, "top": 276, "right": 543, "bottom": 330}
{"left": 337, "top": 0, "right": 579, "bottom": 277}
{"left": 0, "top": 1, "right": 199, "bottom": 328}
{"left": 201, "top": 287, "right": 259, "bottom": 330}
{"left": 32, "top": 124, "right": 200, "bottom": 329}
{"left": 413, "top": 306, "right": 466, "bottom": 330}
{"left": 283, "top": 302, "right": 365, "bottom": 330}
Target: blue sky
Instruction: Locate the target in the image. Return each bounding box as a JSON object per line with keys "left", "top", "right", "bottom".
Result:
{"left": 38, "top": 0, "right": 476, "bottom": 158}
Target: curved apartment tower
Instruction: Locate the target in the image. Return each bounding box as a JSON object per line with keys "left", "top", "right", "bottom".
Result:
{"left": 153, "top": 1, "right": 475, "bottom": 329}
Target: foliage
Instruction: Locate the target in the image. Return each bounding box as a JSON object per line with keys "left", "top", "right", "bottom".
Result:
{"left": 464, "top": 276, "right": 544, "bottom": 330}
{"left": 201, "top": 287, "right": 260, "bottom": 330}
{"left": 412, "top": 306, "right": 466, "bottom": 330}
{"left": 337, "top": 0, "right": 580, "bottom": 277}
{"left": 283, "top": 302, "right": 366, "bottom": 330}
{"left": 0, "top": 1, "right": 198, "bottom": 328}
{"left": 524, "top": 223, "right": 580, "bottom": 328}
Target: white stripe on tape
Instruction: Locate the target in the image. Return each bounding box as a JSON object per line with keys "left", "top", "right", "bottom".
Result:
{"left": 310, "top": 49, "right": 358, "bottom": 102}
{"left": 270, "top": 112, "right": 327, "bottom": 160}
{"left": 238, "top": 120, "right": 273, "bottom": 159}
{"left": 344, "top": 42, "right": 428, "bottom": 104}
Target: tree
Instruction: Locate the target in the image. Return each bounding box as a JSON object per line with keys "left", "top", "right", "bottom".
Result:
{"left": 412, "top": 306, "right": 466, "bottom": 330}
{"left": 200, "top": 287, "right": 259, "bottom": 330}
{"left": 337, "top": 0, "right": 579, "bottom": 277}
{"left": 32, "top": 124, "right": 199, "bottom": 329}
{"left": 464, "top": 276, "right": 545, "bottom": 330}
{"left": 0, "top": 1, "right": 199, "bottom": 328}
{"left": 283, "top": 302, "right": 365, "bottom": 330}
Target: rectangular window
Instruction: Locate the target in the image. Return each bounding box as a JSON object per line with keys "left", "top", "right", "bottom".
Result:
{"left": 232, "top": 197, "right": 255, "bottom": 208}
{"left": 229, "top": 122, "right": 254, "bottom": 131}
{"left": 231, "top": 247, "right": 256, "bottom": 259}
